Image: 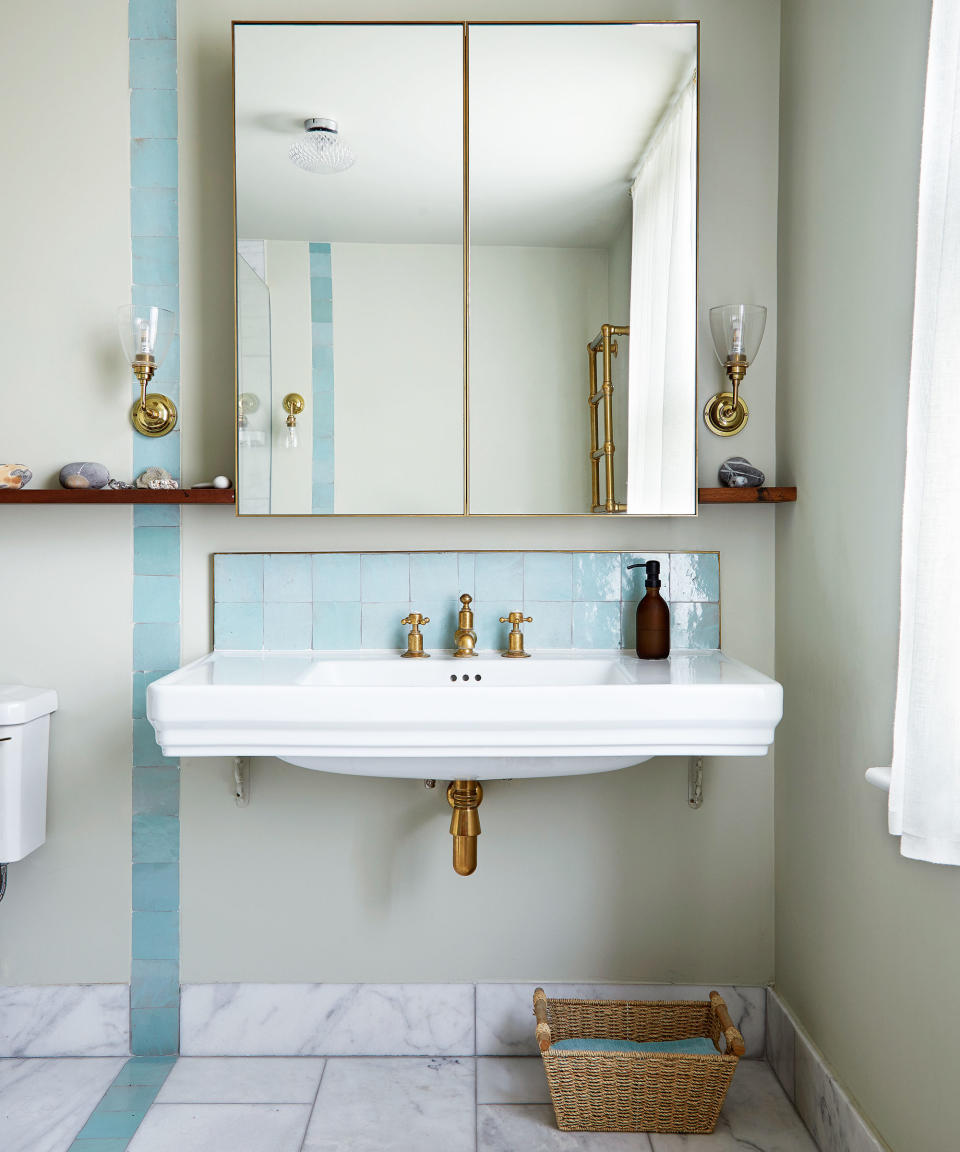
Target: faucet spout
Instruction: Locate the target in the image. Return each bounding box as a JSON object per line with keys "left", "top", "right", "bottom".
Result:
{"left": 453, "top": 593, "right": 478, "bottom": 658}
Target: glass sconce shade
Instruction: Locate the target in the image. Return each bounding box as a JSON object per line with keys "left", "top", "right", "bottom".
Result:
{"left": 289, "top": 118, "right": 355, "bottom": 174}
{"left": 118, "top": 305, "right": 175, "bottom": 367}
{"left": 709, "top": 304, "right": 766, "bottom": 366}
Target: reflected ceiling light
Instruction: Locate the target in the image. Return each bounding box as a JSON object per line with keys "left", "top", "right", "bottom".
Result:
{"left": 288, "top": 118, "right": 355, "bottom": 174}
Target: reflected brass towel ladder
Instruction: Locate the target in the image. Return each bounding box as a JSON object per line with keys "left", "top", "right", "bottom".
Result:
{"left": 588, "top": 323, "right": 629, "bottom": 513}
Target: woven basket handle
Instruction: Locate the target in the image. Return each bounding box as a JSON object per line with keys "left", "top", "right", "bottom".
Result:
{"left": 533, "top": 987, "right": 552, "bottom": 1052}
{"left": 710, "top": 991, "right": 746, "bottom": 1056}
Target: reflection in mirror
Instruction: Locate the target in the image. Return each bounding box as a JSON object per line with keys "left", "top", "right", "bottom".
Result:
{"left": 234, "top": 23, "right": 465, "bottom": 514}
{"left": 468, "top": 23, "right": 698, "bottom": 515}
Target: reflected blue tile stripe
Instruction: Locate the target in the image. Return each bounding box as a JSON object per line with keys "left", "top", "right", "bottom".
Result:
{"left": 130, "top": 0, "right": 180, "bottom": 1061}
{"left": 66, "top": 1056, "right": 175, "bottom": 1151}
{"left": 311, "top": 242, "right": 335, "bottom": 512}
{"left": 213, "top": 552, "right": 721, "bottom": 651}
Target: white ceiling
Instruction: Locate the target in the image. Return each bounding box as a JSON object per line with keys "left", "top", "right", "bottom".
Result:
{"left": 234, "top": 23, "right": 696, "bottom": 248}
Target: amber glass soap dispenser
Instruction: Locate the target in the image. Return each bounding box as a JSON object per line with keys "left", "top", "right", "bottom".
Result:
{"left": 628, "top": 560, "right": 670, "bottom": 659}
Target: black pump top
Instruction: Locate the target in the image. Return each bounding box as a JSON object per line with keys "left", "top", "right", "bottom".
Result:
{"left": 627, "top": 559, "right": 662, "bottom": 588}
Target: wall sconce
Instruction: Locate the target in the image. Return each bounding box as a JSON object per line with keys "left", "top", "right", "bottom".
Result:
{"left": 703, "top": 304, "right": 767, "bottom": 436}
{"left": 282, "top": 392, "right": 304, "bottom": 449}
{"left": 118, "top": 305, "right": 177, "bottom": 437}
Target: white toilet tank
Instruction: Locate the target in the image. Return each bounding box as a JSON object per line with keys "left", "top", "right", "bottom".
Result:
{"left": 0, "top": 685, "right": 58, "bottom": 862}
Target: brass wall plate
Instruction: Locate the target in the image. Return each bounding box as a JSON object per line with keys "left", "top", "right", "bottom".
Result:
{"left": 703, "top": 392, "right": 748, "bottom": 437}
{"left": 131, "top": 394, "right": 178, "bottom": 437}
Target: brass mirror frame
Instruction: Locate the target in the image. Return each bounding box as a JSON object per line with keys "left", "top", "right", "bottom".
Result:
{"left": 231, "top": 19, "right": 700, "bottom": 518}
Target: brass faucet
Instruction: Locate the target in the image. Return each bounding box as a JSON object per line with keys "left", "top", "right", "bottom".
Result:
{"left": 499, "top": 611, "right": 533, "bottom": 658}
{"left": 400, "top": 613, "right": 430, "bottom": 658}
{"left": 453, "top": 593, "right": 477, "bottom": 658}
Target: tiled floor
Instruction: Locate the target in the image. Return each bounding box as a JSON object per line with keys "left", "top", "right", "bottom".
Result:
{"left": 1, "top": 1055, "right": 817, "bottom": 1152}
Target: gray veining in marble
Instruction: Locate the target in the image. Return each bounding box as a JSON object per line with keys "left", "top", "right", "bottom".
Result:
{"left": 127, "top": 1103, "right": 312, "bottom": 1152}
{"left": 0, "top": 1056, "right": 126, "bottom": 1152}
{"left": 180, "top": 983, "right": 474, "bottom": 1056}
{"left": 302, "top": 1057, "right": 475, "bottom": 1152}
{"left": 795, "top": 1030, "right": 885, "bottom": 1152}
{"left": 765, "top": 989, "right": 797, "bottom": 1101}
{"left": 649, "top": 1061, "right": 817, "bottom": 1151}
{"left": 155, "top": 1057, "right": 325, "bottom": 1103}
{"left": 0, "top": 985, "right": 129, "bottom": 1056}
{"left": 476, "top": 984, "right": 765, "bottom": 1059}
{"left": 479, "top": 1104, "right": 654, "bottom": 1151}
{"left": 477, "top": 1057, "right": 552, "bottom": 1104}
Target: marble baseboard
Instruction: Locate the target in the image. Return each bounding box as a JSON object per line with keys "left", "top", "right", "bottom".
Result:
{"left": 765, "top": 988, "right": 888, "bottom": 1152}
{"left": 477, "top": 983, "right": 766, "bottom": 1058}
{"left": 0, "top": 984, "right": 129, "bottom": 1056}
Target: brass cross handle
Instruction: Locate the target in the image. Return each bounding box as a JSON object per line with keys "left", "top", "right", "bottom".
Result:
{"left": 401, "top": 613, "right": 430, "bottom": 631}
{"left": 499, "top": 612, "right": 533, "bottom": 627}
{"left": 400, "top": 613, "right": 430, "bottom": 658}
{"left": 499, "top": 612, "right": 533, "bottom": 658}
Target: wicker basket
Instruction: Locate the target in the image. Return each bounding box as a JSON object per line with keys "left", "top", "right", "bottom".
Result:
{"left": 534, "top": 987, "right": 745, "bottom": 1134}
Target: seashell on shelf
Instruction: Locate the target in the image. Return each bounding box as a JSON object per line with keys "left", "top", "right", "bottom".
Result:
{"left": 0, "top": 465, "right": 33, "bottom": 490}
{"left": 135, "top": 467, "right": 179, "bottom": 490}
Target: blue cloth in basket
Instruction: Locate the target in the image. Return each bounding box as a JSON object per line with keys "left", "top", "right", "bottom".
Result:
{"left": 550, "top": 1036, "right": 718, "bottom": 1055}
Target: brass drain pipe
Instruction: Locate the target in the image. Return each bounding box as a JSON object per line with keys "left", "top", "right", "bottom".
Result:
{"left": 447, "top": 780, "right": 482, "bottom": 876}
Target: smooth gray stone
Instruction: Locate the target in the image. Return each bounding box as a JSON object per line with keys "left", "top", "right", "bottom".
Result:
{"left": 719, "top": 456, "right": 765, "bottom": 488}
{"left": 59, "top": 461, "right": 109, "bottom": 489}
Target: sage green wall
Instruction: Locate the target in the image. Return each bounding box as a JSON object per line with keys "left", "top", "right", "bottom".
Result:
{"left": 775, "top": 3, "right": 960, "bottom": 1151}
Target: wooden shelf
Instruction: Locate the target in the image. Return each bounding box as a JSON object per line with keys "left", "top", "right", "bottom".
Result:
{"left": 698, "top": 486, "right": 796, "bottom": 504}
{"left": 0, "top": 488, "right": 235, "bottom": 505}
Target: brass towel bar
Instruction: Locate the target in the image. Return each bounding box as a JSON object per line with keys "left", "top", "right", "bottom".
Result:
{"left": 587, "top": 323, "right": 629, "bottom": 513}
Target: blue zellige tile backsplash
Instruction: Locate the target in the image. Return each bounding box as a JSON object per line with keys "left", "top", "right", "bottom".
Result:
{"left": 213, "top": 552, "right": 720, "bottom": 652}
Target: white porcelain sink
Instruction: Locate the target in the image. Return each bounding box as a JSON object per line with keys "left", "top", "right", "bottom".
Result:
{"left": 147, "top": 649, "right": 782, "bottom": 780}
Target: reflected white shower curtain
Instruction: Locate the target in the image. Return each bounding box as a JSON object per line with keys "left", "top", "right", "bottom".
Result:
{"left": 886, "top": 0, "right": 960, "bottom": 864}
{"left": 625, "top": 75, "right": 697, "bottom": 514}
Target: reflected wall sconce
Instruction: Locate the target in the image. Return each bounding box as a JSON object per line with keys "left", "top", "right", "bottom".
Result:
{"left": 237, "top": 392, "right": 264, "bottom": 447}
{"left": 289, "top": 118, "right": 355, "bottom": 174}
{"left": 282, "top": 392, "right": 304, "bottom": 449}
{"left": 119, "top": 305, "right": 177, "bottom": 437}
{"left": 703, "top": 304, "right": 767, "bottom": 436}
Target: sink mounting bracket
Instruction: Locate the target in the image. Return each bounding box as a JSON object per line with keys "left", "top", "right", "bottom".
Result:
{"left": 688, "top": 757, "right": 704, "bottom": 809}
{"left": 234, "top": 757, "right": 250, "bottom": 807}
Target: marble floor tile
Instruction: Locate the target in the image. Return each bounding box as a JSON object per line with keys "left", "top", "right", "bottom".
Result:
{"left": 0, "top": 1056, "right": 126, "bottom": 1152}
{"left": 302, "top": 1057, "right": 474, "bottom": 1152}
{"left": 479, "top": 1104, "right": 653, "bottom": 1150}
{"left": 126, "top": 1103, "right": 312, "bottom": 1152}
{"left": 155, "top": 1056, "right": 326, "bottom": 1103}
{"left": 477, "top": 1056, "right": 551, "bottom": 1104}
{"left": 649, "top": 1061, "right": 817, "bottom": 1151}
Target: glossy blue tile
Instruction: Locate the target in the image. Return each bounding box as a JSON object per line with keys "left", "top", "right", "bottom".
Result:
{"left": 130, "top": 960, "right": 179, "bottom": 1011}
{"left": 133, "top": 765, "right": 178, "bottom": 816}
{"left": 152, "top": 336, "right": 179, "bottom": 388}
{"left": 67, "top": 1138, "right": 132, "bottom": 1152}
{"left": 130, "top": 38, "right": 176, "bottom": 90}
{"left": 133, "top": 812, "right": 179, "bottom": 863}
{"left": 312, "top": 321, "right": 334, "bottom": 346}
{"left": 524, "top": 553, "right": 573, "bottom": 601}
{"left": 131, "top": 138, "right": 178, "bottom": 188}
{"left": 620, "top": 602, "right": 639, "bottom": 651}
{"left": 131, "top": 186, "right": 178, "bottom": 237}
{"left": 311, "top": 481, "right": 334, "bottom": 514}
{"left": 313, "top": 554, "right": 360, "bottom": 601}
{"left": 313, "top": 398, "right": 334, "bottom": 439}
{"left": 471, "top": 602, "right": 511, "bottom": 651}
{"left": 573, "top": 602, "right": 622, "bottom": 649}
{"left": 133, "top": 671, "right": 171, "bottom": 718}
{"left": 129, "top": 0, "right": 176, "bottom": 39}
{"left": 133, "top": 623, "right": 179, "bottom": 670}
{"left": 573, "top": 553, "right": 621, "bottom": 601}
{"left": 131, "top": 87, "right": 177, "bottom": 140}
{"left": 134, "top": 575, "right": 179, "bottom": 623}
{"left": 133, "top": 719, "right": 177, "bottom": 768}
{"left": 132, "top": 863, "right": 179, "bottom": 911}
{"left": 670, "top": 552, "right": 720, "bottom": 602}
{"left": 522, "top": 601, "right": 572, "bottom": 649}
{"left": 264, "top": 553, "right": 311, "bottom": 602}
{"left": 313, "top": 437, "right": 335, "bottom": 485}
{"left": 214, "top": 554, "right": 263, "bottom": 603}
{"left": 100, "top": 1083, "right": 159, "bottom": 1112}
{"left": 112, "top": 1056, "right": 176, "bottom": 1086}
{"left": 621, "top": 552, "right": 670, "bottom": 601}
{"left": 132, "top": 284, "right": 179, "bottom": 322}
{"left": 264, "top": 602, "right": 312, "bottom": 650}
{"left": 134, "top": 526, "right": 179, "bottom": 575}
{"left": 309, "top": 245, "right": 332, "bottom": 275}
{"left": 475, "top": 552, "right": 523, "bottom": 601}
{"left": 131, "top": 1007, "right": 178, "bottom": 1057}
{"left": 671, "top": 602, "right": 721, "bottom": 650}
{"left": 361, "top": 553, "right": 410, "bottom": 601}
{"left": 413, "top": 600, "right": 459, "bottom": 647}
{"left": 410, "top": 552, "right": 459, "bottom": 601}
{"left": 132, "top": 910, "right": 178, "bottom": 960}
{"left": 133, "top": 430, "right": 180, "bottom": 479}
{"left": 313, "top": 602, "right": 361, "bottom": 649}
{"left": 311, "top": 295, "right": 333, "bottom": 323}
{"left": 76, "top": 1109, "right": 144, "bottom": 1140}
{"left": 457, "top": 553, "right": 476, "bottom": 598}
{"left": 213, "top": 603, "right": 262, "bottom": 650}
{"left": 312, "top": 343, "right": 335, "bottom": 380}
{"left": 361, "top": 601, "right": 411, "bottom": 649}
{"left": 133, "top": 236, "right": 178, "bottom": 285}
{"left": 311, "top": 275, "right": 333, "bottom": 299}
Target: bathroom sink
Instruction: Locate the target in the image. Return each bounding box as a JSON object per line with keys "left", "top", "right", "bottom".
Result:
{"left": 147, "top": 649, "right": 782, "bottom": 780}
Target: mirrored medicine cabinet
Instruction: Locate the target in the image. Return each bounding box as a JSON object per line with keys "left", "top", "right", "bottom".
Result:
{"left": 233, "top": 21, "right": 698, "bottom": 516}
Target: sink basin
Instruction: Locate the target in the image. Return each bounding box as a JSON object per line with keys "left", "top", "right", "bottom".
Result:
{"left": 147, "top": 649, "right": 782, "bottom": 780}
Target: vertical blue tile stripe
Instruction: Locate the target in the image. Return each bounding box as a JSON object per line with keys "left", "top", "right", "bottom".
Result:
{"left": 212, "top": 553, "right": 722, "bottom": 652}
{"left": 310, "top": 242, "right": 335, "bottom": 513}
{"left": 130, "top": 0, "right": 180, "bottom": 1061}
{"left": 66, "top": 1056, "right": 175, "bottom": 1151}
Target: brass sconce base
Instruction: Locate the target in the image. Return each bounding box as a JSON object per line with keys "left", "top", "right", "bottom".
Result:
{"left": 447, "top": 779, "right": 482, "bottom": 876}
{"left": 131, "top": 393, "right": 178, "bottom": 437}
{"left": 703, "top": 392, "right": 749, "bottom": 437}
